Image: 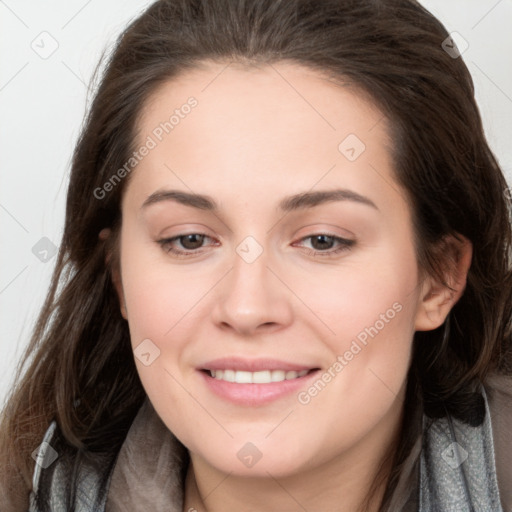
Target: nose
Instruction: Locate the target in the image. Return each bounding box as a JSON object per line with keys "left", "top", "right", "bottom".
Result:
{"left": 211, "top": 241, "right": 294, "bottom": 337}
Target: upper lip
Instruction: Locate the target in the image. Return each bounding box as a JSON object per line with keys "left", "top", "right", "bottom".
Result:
{"left": 200, "top": 357, "right": 319, "bottom": 372}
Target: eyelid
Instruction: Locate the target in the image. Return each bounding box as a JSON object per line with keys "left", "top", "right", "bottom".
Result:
{"left": 293, "top": 222, "right": 356, "bottom": 239}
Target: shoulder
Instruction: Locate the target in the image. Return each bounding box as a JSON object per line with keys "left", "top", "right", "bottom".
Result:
{"left": 484, "top": 372, "right": 512, "bottom": 511}
{"left": 29, "top": 420, "right": 112, "bottom": 512}
{"left": 419, "top": 375, "right": 511, "bottom": 511}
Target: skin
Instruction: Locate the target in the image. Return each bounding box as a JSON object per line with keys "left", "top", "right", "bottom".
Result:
{"left": 110, "top": 60, "right": 472, "bottom": 512}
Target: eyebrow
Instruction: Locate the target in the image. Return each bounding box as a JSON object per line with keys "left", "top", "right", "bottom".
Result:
{"left": 141, "top": 188, "right": 379, "bottom": 212}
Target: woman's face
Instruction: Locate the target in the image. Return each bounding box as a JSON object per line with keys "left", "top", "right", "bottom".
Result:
{"left": 116, "top": 61, "right": 434, "bottom": 478}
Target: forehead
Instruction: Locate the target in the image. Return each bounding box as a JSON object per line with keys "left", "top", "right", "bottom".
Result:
{"left": 137, "top": 59, "right": 389, "bottom": 144}
{"left": 127, "top": 60, "right": 400, "bottom": 213}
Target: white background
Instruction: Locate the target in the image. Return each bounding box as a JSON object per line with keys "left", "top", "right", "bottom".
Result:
{"left": 1, "top": 0, "right": 512, "bottom": 406}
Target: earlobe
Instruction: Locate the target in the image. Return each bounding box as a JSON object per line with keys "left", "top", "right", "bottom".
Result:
{"left": 414, "top": 234, "right": 473, "bottom": 332}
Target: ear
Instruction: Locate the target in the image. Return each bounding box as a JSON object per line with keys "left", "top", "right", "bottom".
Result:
{"left": 99, "top": 228, "right": 128, "bottom": 320}
{"left": 414, "top": 233, "right": 473, "bottom": 331}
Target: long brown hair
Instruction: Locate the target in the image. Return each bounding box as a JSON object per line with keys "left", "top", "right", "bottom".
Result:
{"left": 2, "top": 0, "right": 511, "bottom": 510}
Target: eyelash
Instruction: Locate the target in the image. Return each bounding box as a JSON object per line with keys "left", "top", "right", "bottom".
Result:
{"left": 156, "top": 233, "right": 355, "bottom": 259}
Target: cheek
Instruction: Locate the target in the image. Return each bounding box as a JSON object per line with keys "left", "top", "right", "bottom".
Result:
{"left": 302, "top": 243, "right": 419, "bottom": 345}
{"left": 118, "top": 237, "right": 201, "bottom": 412}
{"left": 295, "top": 241, "right": 420, "bottom": 411}
{"left": 119, "top": 231, "right": 199, "bottom": 344}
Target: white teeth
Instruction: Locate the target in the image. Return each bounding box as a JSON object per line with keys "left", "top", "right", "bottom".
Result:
{"left": 209, "top": 369, "right": 309, "bottom": 383}
{"left": 253, "top": 370, "right": 271, "bottom": 383}
{"left": 271, "top": 370, "right": 286, "bottom": 382}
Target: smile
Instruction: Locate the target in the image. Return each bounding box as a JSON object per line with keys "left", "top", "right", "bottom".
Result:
{"left": 198, "top": 367, "right": 321, "bottom": 406}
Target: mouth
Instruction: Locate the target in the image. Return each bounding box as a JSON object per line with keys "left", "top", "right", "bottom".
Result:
{"left": 197, "top": 359, "right": 322, "bottom": 406}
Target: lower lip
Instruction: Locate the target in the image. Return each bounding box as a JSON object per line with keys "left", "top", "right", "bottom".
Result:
{"left": 198, "top": 369, "right": 321, "bottom": 406}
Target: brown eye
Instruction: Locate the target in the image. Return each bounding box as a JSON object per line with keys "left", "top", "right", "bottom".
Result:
{"left": 157, "top": 233, "right": 216, "bottom": 258}
{"left": 294, "top": 234, "right": 355, "bottom": 258}
{"left": 176, "top": 234, "right": 206, "bottom": 250}
{"left": 309, "top": 234, "right": 335, "bottom": 250}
